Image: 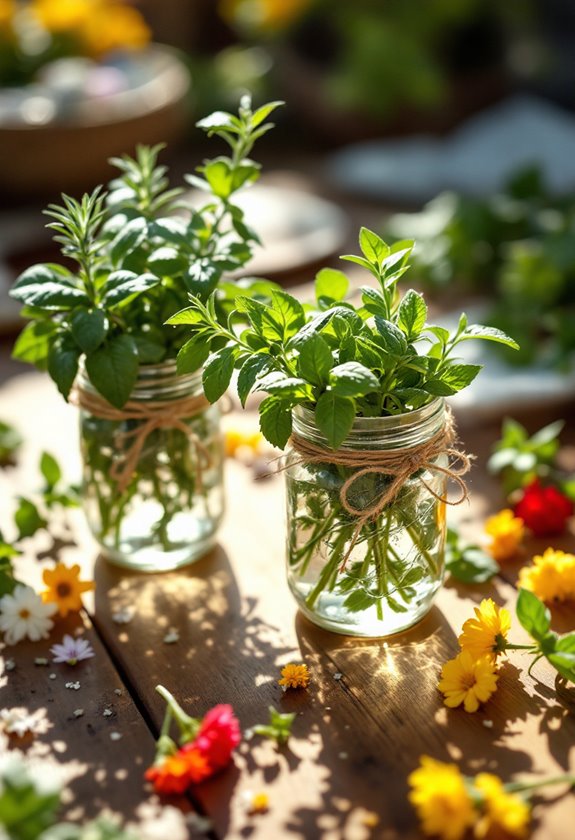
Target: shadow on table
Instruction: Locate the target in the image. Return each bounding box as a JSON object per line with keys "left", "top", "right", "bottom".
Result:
{"left": 91, "top": 544, "right": 294, "bottom": 835}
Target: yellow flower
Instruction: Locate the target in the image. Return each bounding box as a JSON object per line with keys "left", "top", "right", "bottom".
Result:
{"left": 485, "top": 509, "right": 524, "bottom": 562}
{"left": 32, "top": 0, "right": 96, "bottom": 32}
{"left": 408, "top": 756, "right": 476, "bottom": 840}
{"left": 245, "top": 791, "right": 269, "bottom": 814}
{"left": 80, "top": 4, "right": 150, "bottom": 55}
{"left": 518, "top": 548, "right": 575, "bottom": 603}
{"left": 278, "top": 662, "right": 309, "bottom": 690}
{"left": 220, "top": 0, "right": 311, "bottom": 32}
{"left": 474, "top": 773, "right": 530, "bottom": 839}
{"left": 458, "top": 598, "right": 511, "bottom": 660}
{"left": 439, "top": 650, "right": 499, "bottom": 713}
{"left": 42, "top": 562, "right": 95, "bottom": 617}
{"left": 0, "top": 0, "right": 14, "bottom": 30}
{"left": 225, "top": 429, "right": 263, "bottom": 458}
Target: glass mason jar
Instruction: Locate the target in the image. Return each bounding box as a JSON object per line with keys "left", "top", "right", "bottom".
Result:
{"left": 285, "top": 399, "right": 448, "bottom": 637}
{"left": 78, "top": 362, "right": 224, "bottom": 572}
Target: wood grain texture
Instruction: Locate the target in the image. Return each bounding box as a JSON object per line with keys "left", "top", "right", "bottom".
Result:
{"left": 2, "top": 370, "right": 575, "bottom": 839}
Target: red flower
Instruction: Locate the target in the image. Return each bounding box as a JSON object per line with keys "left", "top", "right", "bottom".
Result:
{"left": 145, "top": 746, "right": 211, "bottom": 795}
{"left": 194, "top": 704, "right": 241, "bottom": 771}
{"left": 514, "top": 480, "right": 573, "bottom": 536}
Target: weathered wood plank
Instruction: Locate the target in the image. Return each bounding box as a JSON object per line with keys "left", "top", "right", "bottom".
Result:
{"left": 2, "top": 370, "right": 575, "bottom": 839}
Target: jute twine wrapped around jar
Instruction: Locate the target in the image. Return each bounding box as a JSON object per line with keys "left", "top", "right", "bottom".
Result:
{"left": 71, "top": 387, "right": 212, "bottom": 494}
{"left": 288, "top": 407, "right": 472, "bottom": 571}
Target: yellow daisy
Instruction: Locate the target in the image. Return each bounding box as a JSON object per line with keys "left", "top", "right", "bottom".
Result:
{"left": 278, "top": 662, "right": 310, "bottom": 690}
{"left": 439, "top": 651, "right": 499, "bottom": 713}
{"left": 474, "top": 773, "right": 530, "bottom": 839}
{"left": 485, "top": 509, "right": 524, "bottom": 562}
{"left": 408, "top": 755, "right": 476, "bottom": 840}
{"left": 458, "top": 598, "right": 512, "bottom": 660}
{"left": 518, "top": 548, "right": 575, "bottom": 603}
{"left": 42, "top": 562, "right": 95, "bottom": 618}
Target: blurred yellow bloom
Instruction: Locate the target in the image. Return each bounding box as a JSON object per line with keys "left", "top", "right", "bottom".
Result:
{"left": 439, "top": 650, "right": 498, "bottom": 713}
{"left": 408, "top": 756, "right": 476, "bottom": 840}
{"left": 225, "top": 428, "right": 264, "bottom": 458}
{"left": 33, "top": 0, "right": 95, "bottom": 32}
{"left": 278, "top": 662, "right": 309, "bottom": 690}
{"left": 80, "top": 4, "right": 150, "bottom": 55}
{"left": 246, "top": 791, "right": 269, "bottom": 814}
{"left": 458, "top": 598, "right": 511, "bottom": 660}
{"left": 518, "top": 548, "right": 575, "bottom": 603}
{"left": 485, "top": 509, "right": 524, "bottom": 562}
{"left": 474, "top": 773, "right": 530, "bottom": 839}
{"left": 0, "top": 0, "right": 14, "bottom": 29}
{"left": 220, "top": 0, "right": 311, "bottom": 32}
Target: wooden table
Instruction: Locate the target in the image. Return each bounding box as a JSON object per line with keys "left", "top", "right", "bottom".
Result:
{"left": 1, "top": 367, "right": 574, "bottom": 839}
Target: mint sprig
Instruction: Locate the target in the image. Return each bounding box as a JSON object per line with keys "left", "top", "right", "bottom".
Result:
{"left": 168, "top": 228, "right": 518, "bottom": 449}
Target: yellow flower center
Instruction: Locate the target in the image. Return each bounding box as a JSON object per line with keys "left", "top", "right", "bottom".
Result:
{"left": 460, "top": 672, "right": 477, "bottom": 690}
{"left": 19, "top": 608, "right": 30, "bottom": 619}
{"left": 57, "top": 582, "right": 72, "bottom": 598}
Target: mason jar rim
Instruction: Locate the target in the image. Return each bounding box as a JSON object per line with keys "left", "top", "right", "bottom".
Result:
{"left": 77, "top": 358, "right": 203, "bottom": 400}
{"left": 292, "top": 398, "right": 446, "bottom": 450}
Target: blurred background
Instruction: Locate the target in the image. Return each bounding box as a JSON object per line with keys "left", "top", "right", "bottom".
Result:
{"left": 2, "top": 0, "right": 575, "bottom": 415}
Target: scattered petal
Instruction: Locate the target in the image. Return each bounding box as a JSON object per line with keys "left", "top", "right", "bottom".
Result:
{"left": 242, "top": 790, "right": 269, "bottom": 815}
{"left": 112, "top": 607, "right": 134, "bottom": 625}
{"left": 114, "top": 688, "right": 122, "bottom": 696}
{"left": 5, "top": 658, "right": 15, "bottom": 671}
{"left": 65, "top": 681, "right": 81, "bottom": 691}
{"left": 34, "top": 657, "right": 49, "bottom": 666}
{"left": 103, "top": 708, "right": 113, "bottom": 718}
{"left": 49, "top": 673, "right": 57, "bottom": 680}
{"left": 163, "top": 630, "right": 180, "bottom": 644}
{"left": 73, "top": 709, "right": 84, "bottom": 718}
{"left": 333, "top": 672, "right": 343, "bottom": 681}
{"left": 110, "top": 731, "right": 123, "bottom": 741}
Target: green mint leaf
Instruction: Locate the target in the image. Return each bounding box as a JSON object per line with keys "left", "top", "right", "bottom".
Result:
{"left": 315, "top": 392, "right": 355, "bottom": 449}
{"left": 148, "top": 246, "right": 187, "bottom": 277}
{"left": 423, "top": 364, "right": 482, "bottom": 396}
{"left": 270, "top": 290, "right": 306, "bottom": 339}
{"left": 203, "top": 158, "right": 234, "bottom": 199}
{"left": 176, "top": 338, "right": 210, "bottom": 375}
{"left": 546, "top": 649, "right": 575, "bottom": 683}
{"left": 184, "top": 259, "right": 222, "bottom": 297}
{"left": 374, "top": 318, "right": 408, "bottom": 355}
{"left": 259, "top": 396, "right": 292, "bottom": 448}
{"left": 256, "top": 372, "right": 313, "bottom": 399}
{"left": 47, "top": 336, "right": 80, "bottom": 401}
{"left": 251, "top": 101, "right": 284, "bottom": 128}
{"left": 297, "top": 333, "right": 333, "bottom": 386}
{"left": 15, "top": 497, "right": 47, "bottom": 540}
{"left": 85, "top": 334, "right": 139, "bottom": 408}
{"left": 516, "top": 588, "right": 552, "bottom": 643}
{"left": 315, "top": 268, "right": 349, "bottom": 306}
{"left": 360, "top": 287, "right": 389, "bottom": 318}
{"left": 237, "top": 354, "right": 274, "bottom": 407}
{"left": 165, "top": 307, "right": 205, "bottom": 326}
{"left": 359, "top": 227, "right": 390, "bottom": 264}
{"left": 398, "top": 290, "right": 427, "bottom": 339}
{"left": 202, "top": 346, "right": 236, "bottom": 403}
{"left": 110, "top": 217, "right": 147, "bottom": 266}
{"left": 149, "top": 217, "right": 189, "bottom": 246}
{"left": 236, "top": 296, "right": 285, "bottom": 342}
{"left": 70, "top": 308, "right": 107, "bottom": 354}
{"left": 329, "top": 361, "right": 380, "bottom": 398}
{"left": 12, "top": 321, "right": 58, "bottom": 369}
{"left": 458, "top": 324, "right": 519, "bottom": 350}
{"left": 11, "top": 264, "right": 89, "bottom": 310}
{"left": 446, "top": 547, "right": 499, "bottom": 584}
{"left": 101, "top": 271, "right": 159, "bottom": 308}
{"left": 40, "top": 451, "right": 62, "bottom": 491}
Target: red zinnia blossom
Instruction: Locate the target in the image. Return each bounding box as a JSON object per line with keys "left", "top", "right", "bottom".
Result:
{"left": 145, "top": 746, "right": 211, "bottom": 795}
{"left": 194, "top": 703, "right": 241, "bottom": 770}
{"left": 514, "top": 480, "right": 573, "bottom": 536}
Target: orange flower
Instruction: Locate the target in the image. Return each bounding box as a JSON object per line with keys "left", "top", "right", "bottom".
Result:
{"left": 278, "top": 662, "right": 310, "bottom": 690}
{"left": 145, "top": 745, "right": 211, "bottom": 795}
{"left": 80, "top": 4, "right": 150, "bottom": 55}
{"left": 42, "top": 562, "right": 94, "bottom": 617}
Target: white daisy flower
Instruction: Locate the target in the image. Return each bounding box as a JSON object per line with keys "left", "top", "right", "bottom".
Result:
{"left": 0, "top": 585, "right": 56, "bottom": 645}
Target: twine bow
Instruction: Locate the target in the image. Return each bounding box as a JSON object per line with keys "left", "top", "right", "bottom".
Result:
{"left": 71, "top": 387, "right": 212, "bottom": 494}
{"left": 289, "top": 408, "right": 472, "bottom": 572}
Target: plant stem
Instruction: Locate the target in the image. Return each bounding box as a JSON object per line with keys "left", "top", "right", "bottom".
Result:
{"left": 506, "top": 774, "right": 575, "bottom": 794}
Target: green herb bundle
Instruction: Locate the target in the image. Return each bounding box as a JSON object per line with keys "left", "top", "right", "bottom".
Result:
{"left": 10, "top": 96, "right": 283, "bottom": 408}
{"left": 166, "top": 229, "right": 518, "bottom": 631}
